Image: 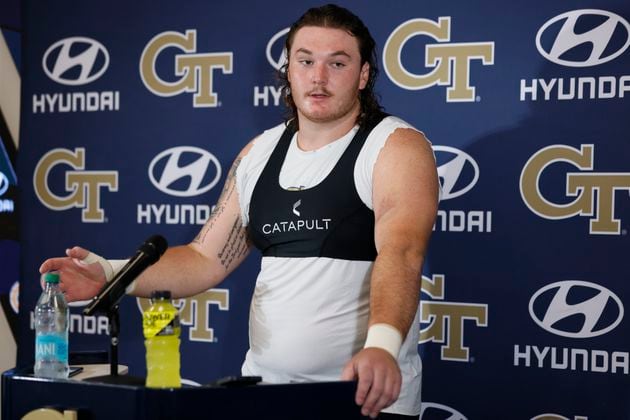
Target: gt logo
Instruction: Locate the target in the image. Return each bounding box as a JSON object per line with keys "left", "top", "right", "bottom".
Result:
{"left": 520, "top": 144, "right": 630, "bottom": 235}
{"left": 140, "top": 30, "right": 233, "bottom": 107}
{"left": 138, "top": 289, "right": 229, "bottom": 343}
{"left": 33, "top": 148, "right": 118, "bottom": 222}
{"left": 383, "top": 17, "right": 494, "bottom": 102}
{"left": 419, "top": 274, "right": 488, "bottom": 361}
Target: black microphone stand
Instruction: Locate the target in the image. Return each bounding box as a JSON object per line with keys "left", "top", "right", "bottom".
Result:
{"left": 108, "top": 305, "right": 120, "bottom": 377}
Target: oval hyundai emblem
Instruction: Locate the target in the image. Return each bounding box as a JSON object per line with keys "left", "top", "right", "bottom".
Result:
{"left": 43, "top": 36, "right": 110, "bottom": 85}
{"left": 529, "top": 280, "right": 623, "bottom": 338}
{"left": 433, "top": 146, "right": 479, "bottom": 201}
{"left": 148, "top": 146, "right": 222, "bottom": 197}
{"left": 0, "top": 172, "right": 9, "bottom": 196}
{"left": 536, "top": 9, "right": 630, "bottom": 67}
{"left": 266, "top": 27, "right": 289, "bottom": 71}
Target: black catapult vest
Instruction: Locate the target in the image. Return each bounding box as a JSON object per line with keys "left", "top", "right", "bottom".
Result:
{"left": 248, "top": 113, "right": 386, "bottom": 261}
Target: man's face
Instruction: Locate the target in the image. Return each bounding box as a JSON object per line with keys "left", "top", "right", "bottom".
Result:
{"left": 287, "top": 26, "right": 369, "bottom": 125}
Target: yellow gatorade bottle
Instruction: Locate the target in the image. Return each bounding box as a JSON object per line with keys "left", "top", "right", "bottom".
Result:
{"left": 143, "top": 290, "right": 181, "bottom": 388}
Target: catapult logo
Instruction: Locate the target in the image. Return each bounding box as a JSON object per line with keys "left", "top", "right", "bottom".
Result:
{"left": 33, "top": 148, "right": 118, "bottom": 222}
{"left": 137, "top": 289, "right": 229, "bottom": 343}
{"left": 140, "top": 29, "right": 233, "bottom": 107}
{"left": 432, "top": 146, "right": 491, "bottom": 233}
{"left": 515, "top": 280, "right": 628, "bottom": 375}
{"left": 383, "top": 17, "right": 494, "bottom": 102}
{"left": 261, "top": 199, "right": 331, "bottom": 235}
{"left": 419, "top": 274, "right": 488, "bottom": 362}
{"left": 138, "top": 146, "right": 221, "bottom": 225}
{"left": 520, "top": 144, "right": 630, "bottom": 235}
{"left": 254, "top": 27, "right": 289, "bottom": 107}
{"left": 521, "top": 9, "right": 630, "bottom": 101}
{"left": 420, "top": 402, "right": 467, "bottom": 420}
{"left": 34, "top": 36, "right": 120, "bottom": 113}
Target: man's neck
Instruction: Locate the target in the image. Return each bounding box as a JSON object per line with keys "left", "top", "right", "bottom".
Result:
{"left": 296, "top": 109, "right": 360, "bottom": 151}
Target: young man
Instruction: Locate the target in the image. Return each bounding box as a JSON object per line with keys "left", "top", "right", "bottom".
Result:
{"left": 40, "top": 5, "right": 439, "bottom": 419}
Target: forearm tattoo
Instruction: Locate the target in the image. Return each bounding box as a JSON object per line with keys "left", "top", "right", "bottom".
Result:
{"left": 193, "top": 157, "right": 242, "bottom": 245}
{"left": 218, "top": 217, "right": 250, "bottom": 270}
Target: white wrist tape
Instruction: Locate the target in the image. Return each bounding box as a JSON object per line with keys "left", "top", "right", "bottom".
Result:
{"left": 80, "top": 252, "right": 115, "bottom": 281}
{"left": 364, "top": 323, "right": 403, "bottom": 359}
{"left": 79, "top": 253, "right": 134, "bottom": 294}
{"left": 109, "top": 259, "right": 134, "bottom": 294}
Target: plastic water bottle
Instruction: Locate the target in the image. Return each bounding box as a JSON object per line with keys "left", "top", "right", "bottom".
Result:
{"left": 34, "top": 272, "right": 69, "bottom": 379}
{"left": 143, "top": 290, "right": 181, "bottom": 388}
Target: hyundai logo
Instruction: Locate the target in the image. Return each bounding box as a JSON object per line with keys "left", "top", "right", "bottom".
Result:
{"left": 536, "top": 9, "right": 630, "bottom": 67}
{"left": 0, "top": 172, "right": 8, "bottom": 196}
{"left": 529, "top": 280, "right": 623, "bottom": 338}
{"left": 149, "top": 146, "right": 222, "bottom": 197}
{"left": 421, "top": 402, "right": 467, "bottom": 420}
{"left": 43, "top": 36, "right": 110, "bottom": 86}
{"left": 433, "top": 146, "right": 479, "bottom": 200}
{"left": 266, "top": 27, "right": 289, "bottom": 71}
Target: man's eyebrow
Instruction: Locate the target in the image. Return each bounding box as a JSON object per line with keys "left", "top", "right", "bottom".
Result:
{"left": 294, "top": 48, "right": 352, "bottom": 59}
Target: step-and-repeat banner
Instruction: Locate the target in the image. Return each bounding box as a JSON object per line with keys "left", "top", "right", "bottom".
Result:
{"left": 17, "top": 1, "right": 630, "bottom": 418}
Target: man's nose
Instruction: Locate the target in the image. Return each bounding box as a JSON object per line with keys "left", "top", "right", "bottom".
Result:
{"left": 311, "top": 63, "right": 328, "bottom": 85}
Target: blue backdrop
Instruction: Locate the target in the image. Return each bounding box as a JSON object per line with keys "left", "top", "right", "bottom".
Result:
{"left": 17, "top": 1, "right": 630, "bottom": 418}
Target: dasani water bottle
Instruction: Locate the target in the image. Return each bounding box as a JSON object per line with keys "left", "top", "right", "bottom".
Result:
{"left": 34, "top": 271, "right": 69, "bottom": 378}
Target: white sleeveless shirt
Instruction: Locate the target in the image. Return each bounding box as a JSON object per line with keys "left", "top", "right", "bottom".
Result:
{"left": 235, "top": 116, "right": 425, "bottom": 415}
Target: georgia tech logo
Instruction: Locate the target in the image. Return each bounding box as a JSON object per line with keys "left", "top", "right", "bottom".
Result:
{"left": 434, "top": 146, "right": 479, "bottom": 200}
{"left": 43, "top": 37, "right": 109, "bottom": 86}
{"left": 140, "top": 29, "right": 233, "bottom": 107}
{"left": 529, "top": 280, "right": 623, "bottom": 339}
{"left": 520, "top": 144, "right": 630, "bottom": 235}
{"left": 266, "top": 27, "right": 289, "bottom": 71}
{"left": 148, "top": 146, "right": 222, "bottom": 197}
{"left": 0, "top": 172, "right": 8, "bottom": 196}
{"left": 33, "top": 148, "right": 118, "bottom": 222}
{"left": 383, "top": 17, "right": 494, "bottom": 102}
{"left": 137, "top": 289, "right": 229, "bottom": 343}
{"left": 420, "top": 274, "right": 488, "bottom": 361}
{"left": 536, "top": 10, "right": 630, "bottom": 67}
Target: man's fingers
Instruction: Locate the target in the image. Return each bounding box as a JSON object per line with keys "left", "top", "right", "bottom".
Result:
{"left": 360, "top": 367, "right": 385, "bottom": 417}
{"left": 340, "top": 360, "right": 357, "bottom": 381}
{"left": 355, "top": 363, "right": 374, "bottom": 406}
{"left": 66, "top": 246, "right": 90, "bottom": 262}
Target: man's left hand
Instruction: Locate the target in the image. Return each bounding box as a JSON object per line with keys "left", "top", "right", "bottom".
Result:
{"left": 341, "top": 347, "right": 402, "bottom": 418}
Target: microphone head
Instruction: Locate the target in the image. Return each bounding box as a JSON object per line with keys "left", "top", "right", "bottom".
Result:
{"left": 139, "top": 234, "right": 168, "bottom": 263}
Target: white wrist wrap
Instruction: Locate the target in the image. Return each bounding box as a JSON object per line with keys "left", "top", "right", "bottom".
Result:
{"left": 364, "top": 323, "right": 403, "bottom": 359}
{"left": 108, "top": 259, "right": 134, "bottom": 294}
{"left": 81, "top": 252, "right": 115, "bottom": 281}
{"left": 79, "top": 253, "right": 134, "bottom": 294}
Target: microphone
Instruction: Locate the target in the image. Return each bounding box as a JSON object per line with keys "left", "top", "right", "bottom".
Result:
{"left": 83, "top": 235, "right": 168, "bottom": 316}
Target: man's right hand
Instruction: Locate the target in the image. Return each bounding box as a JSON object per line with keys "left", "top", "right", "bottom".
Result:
{"left": 39, "top": 247, "right": 108, "bottom": 302}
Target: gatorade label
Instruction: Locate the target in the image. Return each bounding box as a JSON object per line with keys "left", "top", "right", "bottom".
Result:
{"left": 35, "top": 333, "right": 68, "bottom": 363}
{"left": 143, "top": 310, "right": 180, "bottom": 338}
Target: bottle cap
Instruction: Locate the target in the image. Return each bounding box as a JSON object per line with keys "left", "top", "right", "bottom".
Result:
{"left": 44, "top": 272, "right": 60, "bottom": 284}
{"left": 150, "top": 290, "right": 171, "bottom": 300}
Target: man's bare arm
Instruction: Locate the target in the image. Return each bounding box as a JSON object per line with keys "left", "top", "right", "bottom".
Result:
{"left": 40, "top": 140, "right": 257, "bottom": 301}
{"left": 342, "top": 127, "right": 439, "bottom": 418}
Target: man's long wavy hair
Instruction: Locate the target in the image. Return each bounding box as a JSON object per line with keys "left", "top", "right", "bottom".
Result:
{"left": 279, "top": 4, "right": 383, "bottom": 128}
